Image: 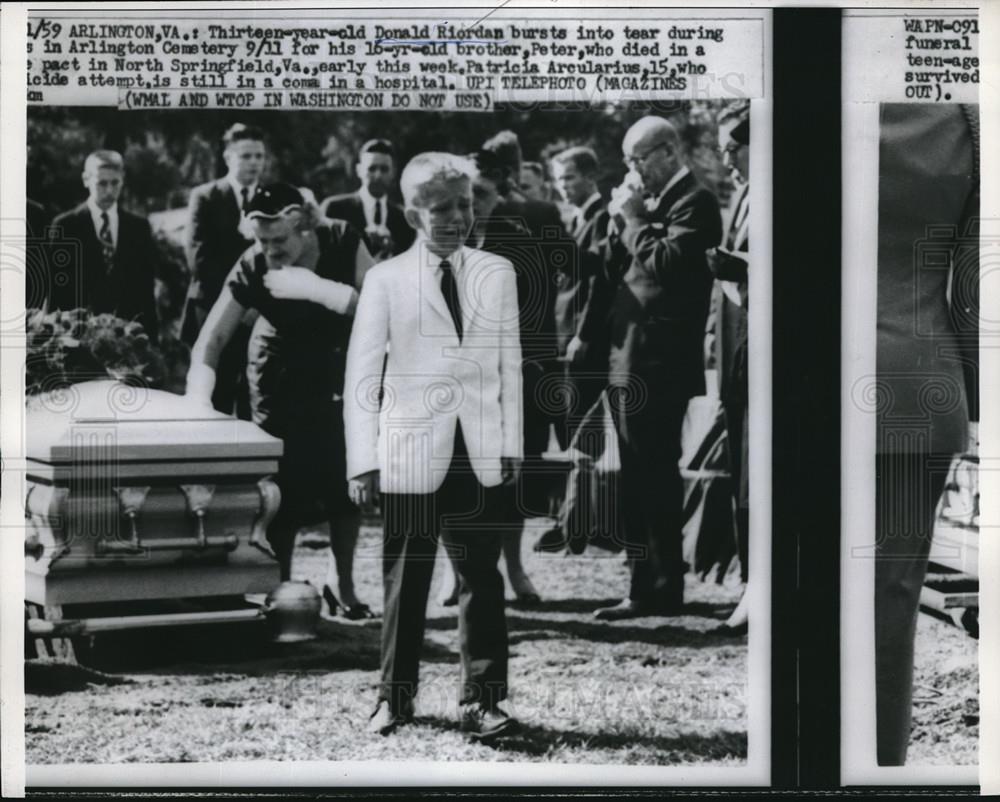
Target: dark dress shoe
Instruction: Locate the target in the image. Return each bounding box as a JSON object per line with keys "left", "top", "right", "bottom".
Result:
{"left": 460, "top": 702, "right": 519, "bottom": 742}
{"left": 367, "top": 699, "right": 414, "bottom": 736}
{"left": 594, "top": 599, "right": 683, "bottom": 621}
{"left": 533, "top": 528, "right": 568, "bottom": 553}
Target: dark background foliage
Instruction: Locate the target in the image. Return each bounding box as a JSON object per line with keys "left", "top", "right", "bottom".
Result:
{"left": 27, "top": 102, "right": 733, "bottom": 217}
{"left": 27, "top": 102, "right": 733, "bottom": 370}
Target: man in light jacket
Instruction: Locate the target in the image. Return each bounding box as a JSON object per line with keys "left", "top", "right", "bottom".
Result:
{"left": 344, "top": 152, "right": 523, "bottom": 742}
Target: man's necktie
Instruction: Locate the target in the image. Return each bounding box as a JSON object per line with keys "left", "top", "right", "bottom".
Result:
{"left": 439, "top": 259, "right": 463, "bottom": 341}
{"left": 240, "top": 186, "right": 249, "bottom": 214}
{"left": 99, "top": 211, "right": 115, "bottom": 269}
{"left": 373, "top": 199, "right": 383, "bottom": 227}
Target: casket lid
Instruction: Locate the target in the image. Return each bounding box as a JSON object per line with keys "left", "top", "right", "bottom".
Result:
{"left": 27, "top": 381, "right": 283, "bottom": 470}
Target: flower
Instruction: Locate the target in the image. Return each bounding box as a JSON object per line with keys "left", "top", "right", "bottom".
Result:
{"left": 26, "top": 309, "right": 166, "bottom": 397}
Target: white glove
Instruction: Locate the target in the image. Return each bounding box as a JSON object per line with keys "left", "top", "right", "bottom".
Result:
{"left": 185, "top": 363, "right": 217, "bottom": 408}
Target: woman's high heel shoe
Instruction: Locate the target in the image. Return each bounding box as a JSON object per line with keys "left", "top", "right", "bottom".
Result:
{"left": 321, "top": 584, "right": 341, "bottom": 618}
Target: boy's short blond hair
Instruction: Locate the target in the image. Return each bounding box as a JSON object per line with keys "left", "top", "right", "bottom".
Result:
{"left": 400, "top": 152, "right": 477, "bottom": 209}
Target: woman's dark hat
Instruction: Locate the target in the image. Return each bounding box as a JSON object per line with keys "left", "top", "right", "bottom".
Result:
{"left": 245, "top": 183, "right": 305, "bottom": 220}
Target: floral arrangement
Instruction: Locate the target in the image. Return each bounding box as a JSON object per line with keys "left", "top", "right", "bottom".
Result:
{"left": 26, "top": 308, "right": 166, "bottom": 396}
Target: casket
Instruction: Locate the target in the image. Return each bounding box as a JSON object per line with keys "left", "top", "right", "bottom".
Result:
{"left": 24, "top": 381, "right": 283, "bottom": 622}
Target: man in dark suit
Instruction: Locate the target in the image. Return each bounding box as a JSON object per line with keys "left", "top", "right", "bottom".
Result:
{"left": 534, "top": 146, "right": 612, "bottom": 554}
{"left": 480, "top": 131, "right": 565, "bottom": 240}
{"left": 592, "top": 116, "right": 722, "bottom": 620}
{"left": 475, "top": 132, "right": 571, "bottom": 591}
{"left": 449, "top": 148, "right": 568, "bottom": 604}
{"left": 874, "top": 103, "right": 978, "bottom": 766}
{"left": 47, "top": 150, "right": 158, "bottom": 339}
{"left": 320, "top": 139, "right": 414, "bottom": 261}
{"left": 180, "top": 123, "right": 266, "bottom": 414}
{"left": 707, "top": 102, "right": 750, "bottom": 632}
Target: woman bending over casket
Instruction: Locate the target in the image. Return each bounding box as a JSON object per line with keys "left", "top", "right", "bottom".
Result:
{"left": 186, "top": 183, "right": 378, "bottom": 619}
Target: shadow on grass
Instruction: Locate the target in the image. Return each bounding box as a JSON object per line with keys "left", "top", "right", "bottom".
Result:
{"left": 504, "top": 611, "right": 744, "bottom": 649}
{"left": 25, "top": 658, "right": 134, "bottom": 696}
{"left": 77, "top": 618, "right": 457, "bottom": 677}
{"left": 423, "top": 615, "right": 460, "bottom": 631}
{"left": 507, "top": 597, "right": 623, "bottom": 614}
{"left": 418, "top": 714, "right": 747, "bottom": 760}
{"left": 429, "top": 599, "right": 734, "bottom": 629}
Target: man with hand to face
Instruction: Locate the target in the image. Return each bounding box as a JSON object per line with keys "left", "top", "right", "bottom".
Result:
{"left": 344, "top": 153, "right": 523, "bottom": 741}
{"left": 592, "top": 116, "right": 722, "bottom": 621}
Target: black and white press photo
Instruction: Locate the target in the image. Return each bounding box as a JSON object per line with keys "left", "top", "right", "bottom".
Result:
{"left": 3, "top": 4, "right": 771, "bottom": 787}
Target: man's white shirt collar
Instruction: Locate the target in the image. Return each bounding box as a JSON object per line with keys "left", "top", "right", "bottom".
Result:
{"left": 425, "top": 246, "right": 465, "bottom": 276}
{"left": 649, "top": 165, "right": 691, "bottom": 210}
{"left": 359, "top": 185, "right": 387, "bottom": 229}
{"left": 226, "top": 175, "right": 257, "bottom": 208}
{"left": 87, "top": 200, "right": 118, "bottom": 244}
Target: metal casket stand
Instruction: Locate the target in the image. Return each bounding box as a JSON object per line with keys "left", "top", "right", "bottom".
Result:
{"left": 24, "top": 380, "right": 285, "bottom": 656}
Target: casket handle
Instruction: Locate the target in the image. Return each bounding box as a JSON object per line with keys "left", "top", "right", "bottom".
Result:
{"left": 97, "top": 485, "right": 237, "bottom": 554}
{"left": 179, "top": 484, "right": 217, "bottom": 549}
{"left": 108, "top": 486, "right": 151, "bottom": 554}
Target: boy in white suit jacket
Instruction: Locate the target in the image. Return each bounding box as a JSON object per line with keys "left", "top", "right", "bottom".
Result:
{"left": 344, "top": 152, "right": 523, "bottom": 740}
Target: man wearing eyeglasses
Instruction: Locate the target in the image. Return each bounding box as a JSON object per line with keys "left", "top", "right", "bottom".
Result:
{"left": 592, "top": 116, "right": 723, "bottom": 620}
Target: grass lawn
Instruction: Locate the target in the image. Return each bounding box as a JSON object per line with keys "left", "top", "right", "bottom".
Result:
{"left": 25, "top": 519, "right": 748, "bottom": 766}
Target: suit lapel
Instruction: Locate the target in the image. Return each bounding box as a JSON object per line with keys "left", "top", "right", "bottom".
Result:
{"left": 220, "top": 180, "right": 241, "bottom": 228}
{"left": 728, "top": 184, "right": 749, "bottom": 252}
{"left": 388, "top": 203, "right": 407, "bottom": 237}
{"left": 72, "top": 204, "right": 107, "bottom": 275}
{"left": 349, "top": 194, "right": 367, "bottom": 230}
{"left": 74, "top": 204, "right": 102, "bottom": 253}
{"left": 649, "top": 172, "right": 695, "bottom": 224}
{"left": 413, "top": 244, "right": 459, "bottom": 334}
{"left": 456, "top": 246, "right": 478, "bottom": 333}
{"left": 111, "top": 211, "right": 140, "bottom": 284}
{"left": 66, "top": 208, "right": 97, "bottom": 305}
{"left": 111, "top": 212, "right": 126, "bottom": 271}
{"left": 577, "top": 201, "right": 604, "bottom": 248}
{"left": 651, "top": 170, "right": 696, "bottom": 220}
